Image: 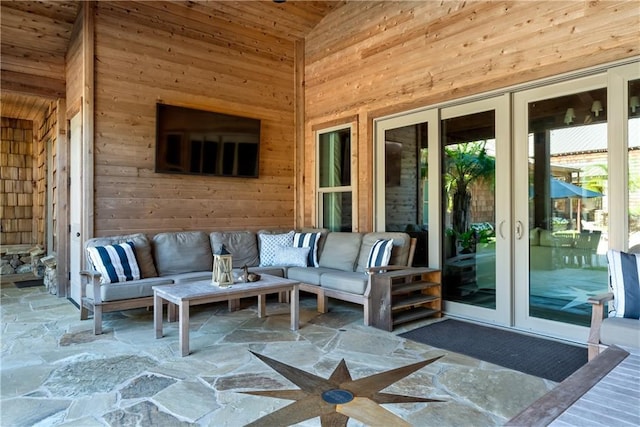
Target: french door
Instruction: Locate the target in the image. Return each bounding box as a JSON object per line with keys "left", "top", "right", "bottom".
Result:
{"left": 439, "top": 96, "right": 511, "bottom": 325}
{"left": 513, "top": 65, "right": 639, "bottom": 341}
{"left": 374, "top": 96, "right": 511, "bottom": 326}
{"left": 375, "top": 62, "right": 639, "bottom": 342}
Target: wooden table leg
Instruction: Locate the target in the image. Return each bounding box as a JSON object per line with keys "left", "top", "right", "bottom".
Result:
{"left": 154, "top": 292, "right": 163, "bottom": 339}
{"left": 258, "top": 294, "right": 266, "bottom": 318}
{"left": 290, "top": 285, "right": 299, "bottom": 330}
{"left": 179, "top": 301, "right": 190, "bottom": 357}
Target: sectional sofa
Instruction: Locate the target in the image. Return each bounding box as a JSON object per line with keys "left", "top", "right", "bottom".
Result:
{"left": 80, "top": 229, "right": 415, "bottom": 334}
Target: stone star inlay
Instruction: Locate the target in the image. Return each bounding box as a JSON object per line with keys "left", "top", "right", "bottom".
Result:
{"left": 242, "top": 351, "right": 445, "bottom": 426}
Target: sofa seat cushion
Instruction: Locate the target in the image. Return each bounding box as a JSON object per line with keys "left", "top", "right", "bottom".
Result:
{"left": 210, "top": 231, "right": 260, "bottom": 268}
{"left": 245, "top": 266, "right": 286, "bottom": 278}
{"left": 356, "top": 232, "right": 411, "bottom": 272}
{"left": 87, "top": 277, "right": 174, "bottom": 302}
{"left": 85, "top": 233, "right": 157, "bottom": 278}
{"left": 153, "top": 231, "right": 213, "bottom": 276}
{"left": 171, "top": 271, "right": 213, "bottom": 284}
{"left": 318, "top": 232, "right": 363, "bottom": 272}
{"left": 320, "top": 271, "right": 368, "bottom": 295}
{"left": 287, "top": 267, "right": 336, "bottom": 286}
{"left": 600, "top": 317, "right": 640, "bottom": 348}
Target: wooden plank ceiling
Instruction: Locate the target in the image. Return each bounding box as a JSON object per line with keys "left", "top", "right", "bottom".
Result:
{"left": 0, "top": 0, "right": 344, "bottom": 121}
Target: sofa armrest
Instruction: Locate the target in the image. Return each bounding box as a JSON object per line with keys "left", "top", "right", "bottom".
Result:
{"left": 587, "top": 292, "right": 614, "bottom": 306}
{"left": 587, "top": 292, "right": 613, "bottom": 355}
{"left": 80, "top": 269, "right": 103, "bottom": 304}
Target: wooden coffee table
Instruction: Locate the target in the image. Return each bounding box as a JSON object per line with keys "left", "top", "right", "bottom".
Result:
{"left": 153, "top": 274, "right": 299, "bottom": 356}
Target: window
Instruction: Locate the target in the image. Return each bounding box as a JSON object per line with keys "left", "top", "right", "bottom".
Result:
{"left": 317, "top": 125, "right": 354, "bottom": 231}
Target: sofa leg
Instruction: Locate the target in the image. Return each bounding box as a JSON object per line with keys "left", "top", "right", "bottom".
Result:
{"left": 228, "top": 298, "right": 240, "bottom": 312}
{"left": 363, "top": 303, "right": 371, "bottom": 326}
{"left": 588, "top": 343, "right": 602, "bottom": 361}
{"left": 93, "top": 306, "right": 103, "bottom": 335}
{"left": 317, "top": 293, "right": 328, "bottom": 314}
{"left": 278, "top": 291, "right": 289, "bottom": 304}
{"left": 80, "top": 305, "right": 89, "bottom": 321}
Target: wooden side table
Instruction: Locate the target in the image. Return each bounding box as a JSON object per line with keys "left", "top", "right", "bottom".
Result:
{"left": 369, "top": 267, "right": 441, "bottom": 331}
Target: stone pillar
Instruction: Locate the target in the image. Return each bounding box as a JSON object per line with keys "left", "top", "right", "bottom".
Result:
{"left": 41, "top": 255, "right": 58, "bottom": 295}
{"left": 31, "top": 247, "right": 46, "bottom": 278}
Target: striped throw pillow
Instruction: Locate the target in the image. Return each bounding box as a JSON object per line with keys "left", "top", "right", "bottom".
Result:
{"left": 293, "top": 232, "right": 322, "bottom": 267}
{"left": 366, "top": 239, "right": 394, "bottom": 269}
{"left": 606, "top": 249, "right": 640, "bottom": 319}
{"left": 87, "top": 242, "right": 141, "bottom": 284}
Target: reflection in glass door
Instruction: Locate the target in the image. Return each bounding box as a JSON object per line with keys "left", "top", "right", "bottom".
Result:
{"left": 384, "top": 122, "right": 430, "bottom": 266}
{"left": 514, "top": 75, "right": 610, "bottom": 340}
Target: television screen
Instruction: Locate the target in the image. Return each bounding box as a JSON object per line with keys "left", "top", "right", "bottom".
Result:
{"left": 155, "top": 103, "right": 260, "bottom": 178}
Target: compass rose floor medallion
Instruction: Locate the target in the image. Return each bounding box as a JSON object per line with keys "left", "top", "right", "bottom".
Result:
{"left": 242, "top": 351, "right": 446, "bottom": 426}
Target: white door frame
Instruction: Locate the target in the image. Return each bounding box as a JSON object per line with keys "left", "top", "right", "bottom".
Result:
{"left": 69, "top": 112, "right": 83, "bottom": 305}
{"left": 439, "top": 95, "right": 512, "bottom": 326}
{"left": 373, "top": 108, "right": 441, "bottom": 267}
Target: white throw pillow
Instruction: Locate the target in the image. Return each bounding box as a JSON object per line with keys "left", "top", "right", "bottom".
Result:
{"left": 273, "top": 246, "right": 310, "bottom": 267}
{"left": 259, "top": 231, "right": 295, "bottom": 267}
{"left": 86, "top": 241, "right": 141, "bottom": 284}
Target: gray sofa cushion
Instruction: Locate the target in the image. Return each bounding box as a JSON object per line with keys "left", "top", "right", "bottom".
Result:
{"left": 355, "top": 232, "right": 411, "bottom": 272}
{"left": 87, "top": 276, "right": 174, "bottom": 302}
{"left": 600, "top": 317, "right": 640, "bottom": 348}
{"left": 85, "top": 233, "right": 158, "bottom": 278}
{"left": 287, "top": 266, "right": 337, "bottom": 286}
{"left": 318, "top": 232, "right": 363, "bottom": 272}
{"left": 244, "top": 266, "right": 286, "bottom": 278}
{"left": 152, "top": 231, "right": 213, "bottom": 276}
{"left": 210, "top": 231, "right": 260, "bottom": 268}
{"left": 321, "top": 271, "right": 368, "bottom": 295}
{"left": 171, "top": 271, "right": 213, "bottom": 284}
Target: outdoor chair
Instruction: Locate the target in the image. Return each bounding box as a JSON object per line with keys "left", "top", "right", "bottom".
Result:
{"left": 587, "top": 249, "right": 640, "bottom": 360}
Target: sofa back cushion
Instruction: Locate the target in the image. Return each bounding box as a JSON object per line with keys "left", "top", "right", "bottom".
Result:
{"left": 85, "top": 233, "right": 157, "bottom": 278}
{"left": 210, "top": 231, "right": 260, "bottom": 268}
{"left": 152, "top": 231, "right": 213, "bottom": 276}
{"left": 356, "top": 232, "right": 411, "bottom": 272}
{"left": 318, "top": 232, "right": 363, "bottom": 272}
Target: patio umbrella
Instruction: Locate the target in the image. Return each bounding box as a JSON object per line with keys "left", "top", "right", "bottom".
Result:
{"left": 550, "top": 178, "right": 603, "bottom": 199}
{"left": 550, "top": 178, "right": 603, "bottom": 231}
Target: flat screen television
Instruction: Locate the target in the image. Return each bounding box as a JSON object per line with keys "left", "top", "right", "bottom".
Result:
{"left": 155, "top": 103, "right": 261, "bottom": 178}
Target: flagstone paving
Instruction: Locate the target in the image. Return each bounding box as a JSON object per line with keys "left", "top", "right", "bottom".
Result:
{"left": 0, "top": 283, "right": 555, "bottom": 426}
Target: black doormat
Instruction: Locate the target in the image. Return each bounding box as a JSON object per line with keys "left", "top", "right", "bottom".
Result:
{"left": 400, "top": 319, "right": 587, "bottom": 382}
{"left": 14, "top": 279, "right": 44, "bottom": 288}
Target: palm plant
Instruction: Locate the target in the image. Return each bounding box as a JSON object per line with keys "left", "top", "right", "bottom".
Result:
{"left": 444, "top": 141, "right": 495, "bottom": 237}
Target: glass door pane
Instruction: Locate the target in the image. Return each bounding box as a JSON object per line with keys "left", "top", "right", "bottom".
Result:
{"left": 442, "top": 110, "right": 497, "bottom": 309}
{"left": 384, "top": 122, "right": 429, "bottom": 266}
{"left": 527, "top": 88, "right": 609, "bottom": 326}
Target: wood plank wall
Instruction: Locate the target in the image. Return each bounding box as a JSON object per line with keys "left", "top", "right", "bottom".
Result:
{"left": 304, "top": 0, "right": 640, "bottom": 231}
{"left": 91, "top": 1, "right": 297, "bottom": 236}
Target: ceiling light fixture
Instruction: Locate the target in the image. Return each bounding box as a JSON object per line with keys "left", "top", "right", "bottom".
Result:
{"left": 564, "top": 108, "right": 576, "bottom": 125}
{"left": 591, "top": 100, "right": 603, "bottom": 117}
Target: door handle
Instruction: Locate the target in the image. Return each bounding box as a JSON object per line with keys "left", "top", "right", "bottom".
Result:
{"left": 498, "top": 220, "right": 506, "bottom": 239}
{"left": 76, "top": 232, "right": 81, "bottom": 237}
{"left": 515, "top": 221, "right": 524, "bottom": 240}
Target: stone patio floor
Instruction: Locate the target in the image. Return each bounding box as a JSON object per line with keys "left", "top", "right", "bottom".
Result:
{"left": 0, "top": 282, "right": 556, "bottom": 426}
